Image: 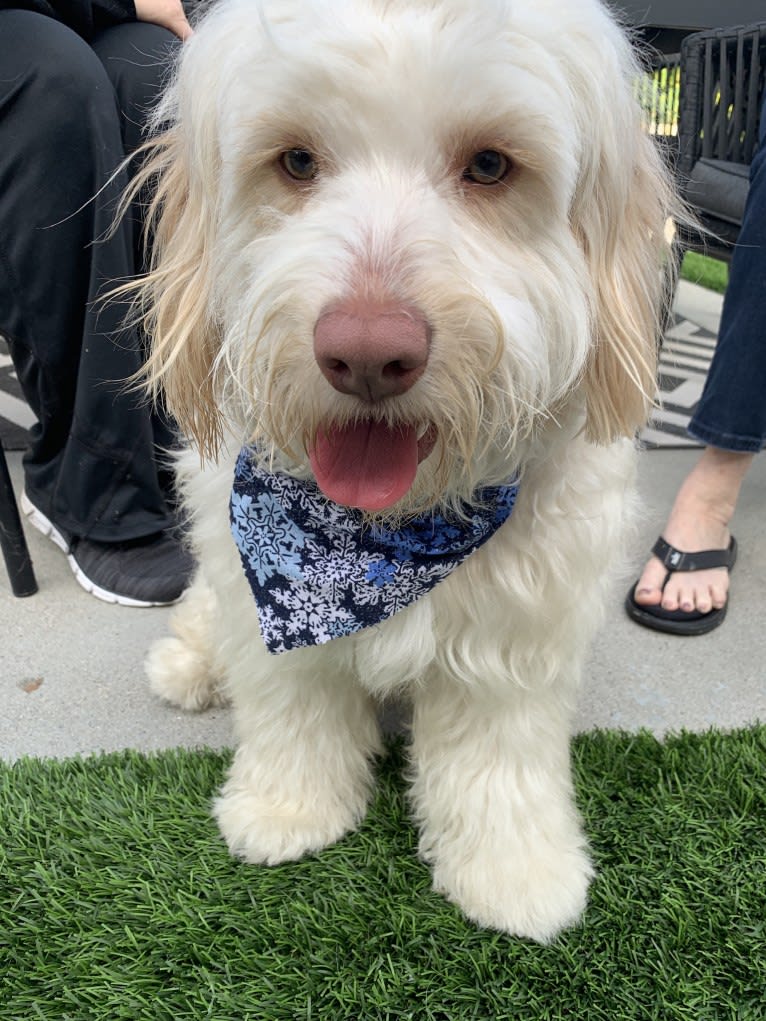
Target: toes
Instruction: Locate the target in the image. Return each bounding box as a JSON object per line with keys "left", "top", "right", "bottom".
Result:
{"left": 633, "top": 557, "right": 667, "bottom": 605}
{"left": 660, "top": 584, "right": 682, "bottom": 611}
{"left": 692, "top": 589, "right": 714, "bottom": 614}
{"left": 668, "top": 578, "right": 699, "bottom": 613}
{"left": 660, "top": 569, "right": 729, "bottom": 614}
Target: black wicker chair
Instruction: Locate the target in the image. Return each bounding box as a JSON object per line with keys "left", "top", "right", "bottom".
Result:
{"left": 675, "top": 21, "right": 766, "bottom": 261}
{"left": 0, "top": 328, "right": 36, "bottom": 595}
{"left": 0, "top": 444, "right": 37, "bottom": 597}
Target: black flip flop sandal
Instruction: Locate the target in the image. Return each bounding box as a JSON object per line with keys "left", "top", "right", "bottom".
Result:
{"left": 625, "top": 535, "right": 737, "bottom": 636}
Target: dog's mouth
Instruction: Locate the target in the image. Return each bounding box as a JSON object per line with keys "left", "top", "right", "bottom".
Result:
{"left": 308, "top": 421, "right": 437, "bottom": 512}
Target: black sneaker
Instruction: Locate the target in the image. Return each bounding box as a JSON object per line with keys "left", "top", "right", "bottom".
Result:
{"left": 21, "top": 492, "right": 194, "bottom": 607}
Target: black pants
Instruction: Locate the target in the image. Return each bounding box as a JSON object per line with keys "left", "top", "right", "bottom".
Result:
{"left": 0, "top": 10, "right": 179, "bottom": 541}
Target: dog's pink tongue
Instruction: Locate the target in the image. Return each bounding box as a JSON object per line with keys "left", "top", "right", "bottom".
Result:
{"left": 309, "top": 422, "right": 418, "bottom": 511}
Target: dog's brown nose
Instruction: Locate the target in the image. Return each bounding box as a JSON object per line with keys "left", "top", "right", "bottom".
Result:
{"left": 314, "top": 302, "right": 430, "bottom": 402}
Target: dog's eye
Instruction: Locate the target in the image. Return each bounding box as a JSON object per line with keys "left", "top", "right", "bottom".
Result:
{"left": 280, "top": 148, "right": 317, "bottom": 181}
{"left": 463, "top": 150, "right": 511, "bottom": 186}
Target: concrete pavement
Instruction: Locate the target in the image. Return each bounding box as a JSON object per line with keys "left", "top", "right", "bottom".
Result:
{"left": 1, "top": 281, "right": 764, "bottom": 760}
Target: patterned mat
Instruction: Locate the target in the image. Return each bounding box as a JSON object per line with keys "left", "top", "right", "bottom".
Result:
{"left": 1, "top": 319, "right": 716, "bottom": 452}
{"left": 639, "top": 313, "right": 717, "bottom": 450}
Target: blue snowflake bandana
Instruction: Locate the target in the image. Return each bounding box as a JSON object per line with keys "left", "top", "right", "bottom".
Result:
{"left": 230, "top": 446, "right": 519, "bottom": 654}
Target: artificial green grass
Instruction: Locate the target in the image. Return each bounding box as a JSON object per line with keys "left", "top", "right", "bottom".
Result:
{"left": 2, "top": 728, "right": 765, "bottom": 1020}
{"left": 680, "top": 251, "right": 729, "bottom": 295}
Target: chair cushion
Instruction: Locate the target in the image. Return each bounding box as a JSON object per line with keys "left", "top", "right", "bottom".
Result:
{"left": 684, "top": 158, "right": 750, "bottom": 227}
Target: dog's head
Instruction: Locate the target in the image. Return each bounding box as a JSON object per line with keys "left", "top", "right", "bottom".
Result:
{"left": 136, "top": 0, "right": 675, "bottom": 518}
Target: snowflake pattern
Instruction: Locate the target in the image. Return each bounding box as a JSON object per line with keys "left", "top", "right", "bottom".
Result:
{"left": 229, "top": 446, "right": 519, "bottom": 654}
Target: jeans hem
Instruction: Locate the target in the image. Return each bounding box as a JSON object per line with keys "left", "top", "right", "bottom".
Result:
{"left": 687, "top": 420, "right": 765, "bottom": 454}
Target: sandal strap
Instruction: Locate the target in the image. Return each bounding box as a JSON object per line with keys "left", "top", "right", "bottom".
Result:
{"left": 651, "top": 535, "right": 736, "bottom": 573}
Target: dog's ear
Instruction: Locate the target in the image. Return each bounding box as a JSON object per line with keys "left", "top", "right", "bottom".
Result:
{"left": 570, "top": 39, "right": 677, "bottom": 445}
{"left": 138, "top": 125, "right": 225, "bottom": 459}
{"left": 127, "top": 38, "right": 227, "bottom": 460}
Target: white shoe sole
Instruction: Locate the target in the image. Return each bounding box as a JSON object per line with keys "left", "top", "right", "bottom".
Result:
{"left": 21, "top": 490, "right": 69, "bottom": 553}
{"left": 21, "top": 491, "right": 180, "bottom": 608}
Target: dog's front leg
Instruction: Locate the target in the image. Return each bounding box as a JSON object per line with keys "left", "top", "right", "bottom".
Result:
{"left": 214, "top": 640, "right": 383, "bottom": 865}
{"left": 409, "top": 674, "right": 592, "bottom": 943}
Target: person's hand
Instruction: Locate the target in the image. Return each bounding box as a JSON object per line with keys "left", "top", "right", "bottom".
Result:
{"left": 134, "top": 0, "right": 193, "bottom": 41}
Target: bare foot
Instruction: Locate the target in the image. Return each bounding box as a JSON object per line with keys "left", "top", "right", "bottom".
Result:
{"left": 633, "top": 447, "right": 752, "bottom": 615}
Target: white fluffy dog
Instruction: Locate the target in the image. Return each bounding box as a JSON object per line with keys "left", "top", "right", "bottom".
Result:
{"left": 135, "top": 0, "right": 675, "bottom": 942}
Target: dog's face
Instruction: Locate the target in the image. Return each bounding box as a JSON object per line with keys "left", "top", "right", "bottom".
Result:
{"left": 139, "top": 0, "right": 672, "bottom": 519}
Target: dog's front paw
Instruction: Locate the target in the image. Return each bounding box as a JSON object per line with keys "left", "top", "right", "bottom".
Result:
{"left": 146, "top": 635, "right": 226, "bottom": 711}
{"left": 431, "top": 839, "right": 593, "bottom": 943}
{"left": 213, "top": 781, "right": 365, "bottom": 865}
{"left": 146, "top": 576, "right": 225, "bottom": 711}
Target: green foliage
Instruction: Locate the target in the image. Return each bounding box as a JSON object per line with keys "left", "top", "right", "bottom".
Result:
{"left": 681, "top": 252, "right": 729, "bottom": 295}
{"left": 2, "top": 729, "right": 765, "bottom": 1020}
{"left": 636, "top": 63, "right": 680, "bottom": 138}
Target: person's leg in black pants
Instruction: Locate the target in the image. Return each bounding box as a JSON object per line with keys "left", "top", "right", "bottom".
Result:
{"left": 0, "top": 11, "right": 193, "bottom": 605}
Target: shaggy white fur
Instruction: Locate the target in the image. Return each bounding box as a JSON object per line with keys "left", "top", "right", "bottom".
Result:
{"left": 137, "top": 0, "right": 676, "bottom": 942}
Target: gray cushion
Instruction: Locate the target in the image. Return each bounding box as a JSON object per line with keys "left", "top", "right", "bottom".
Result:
{"left": 685, "top": 158, "right": 750, "bottom": 226}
